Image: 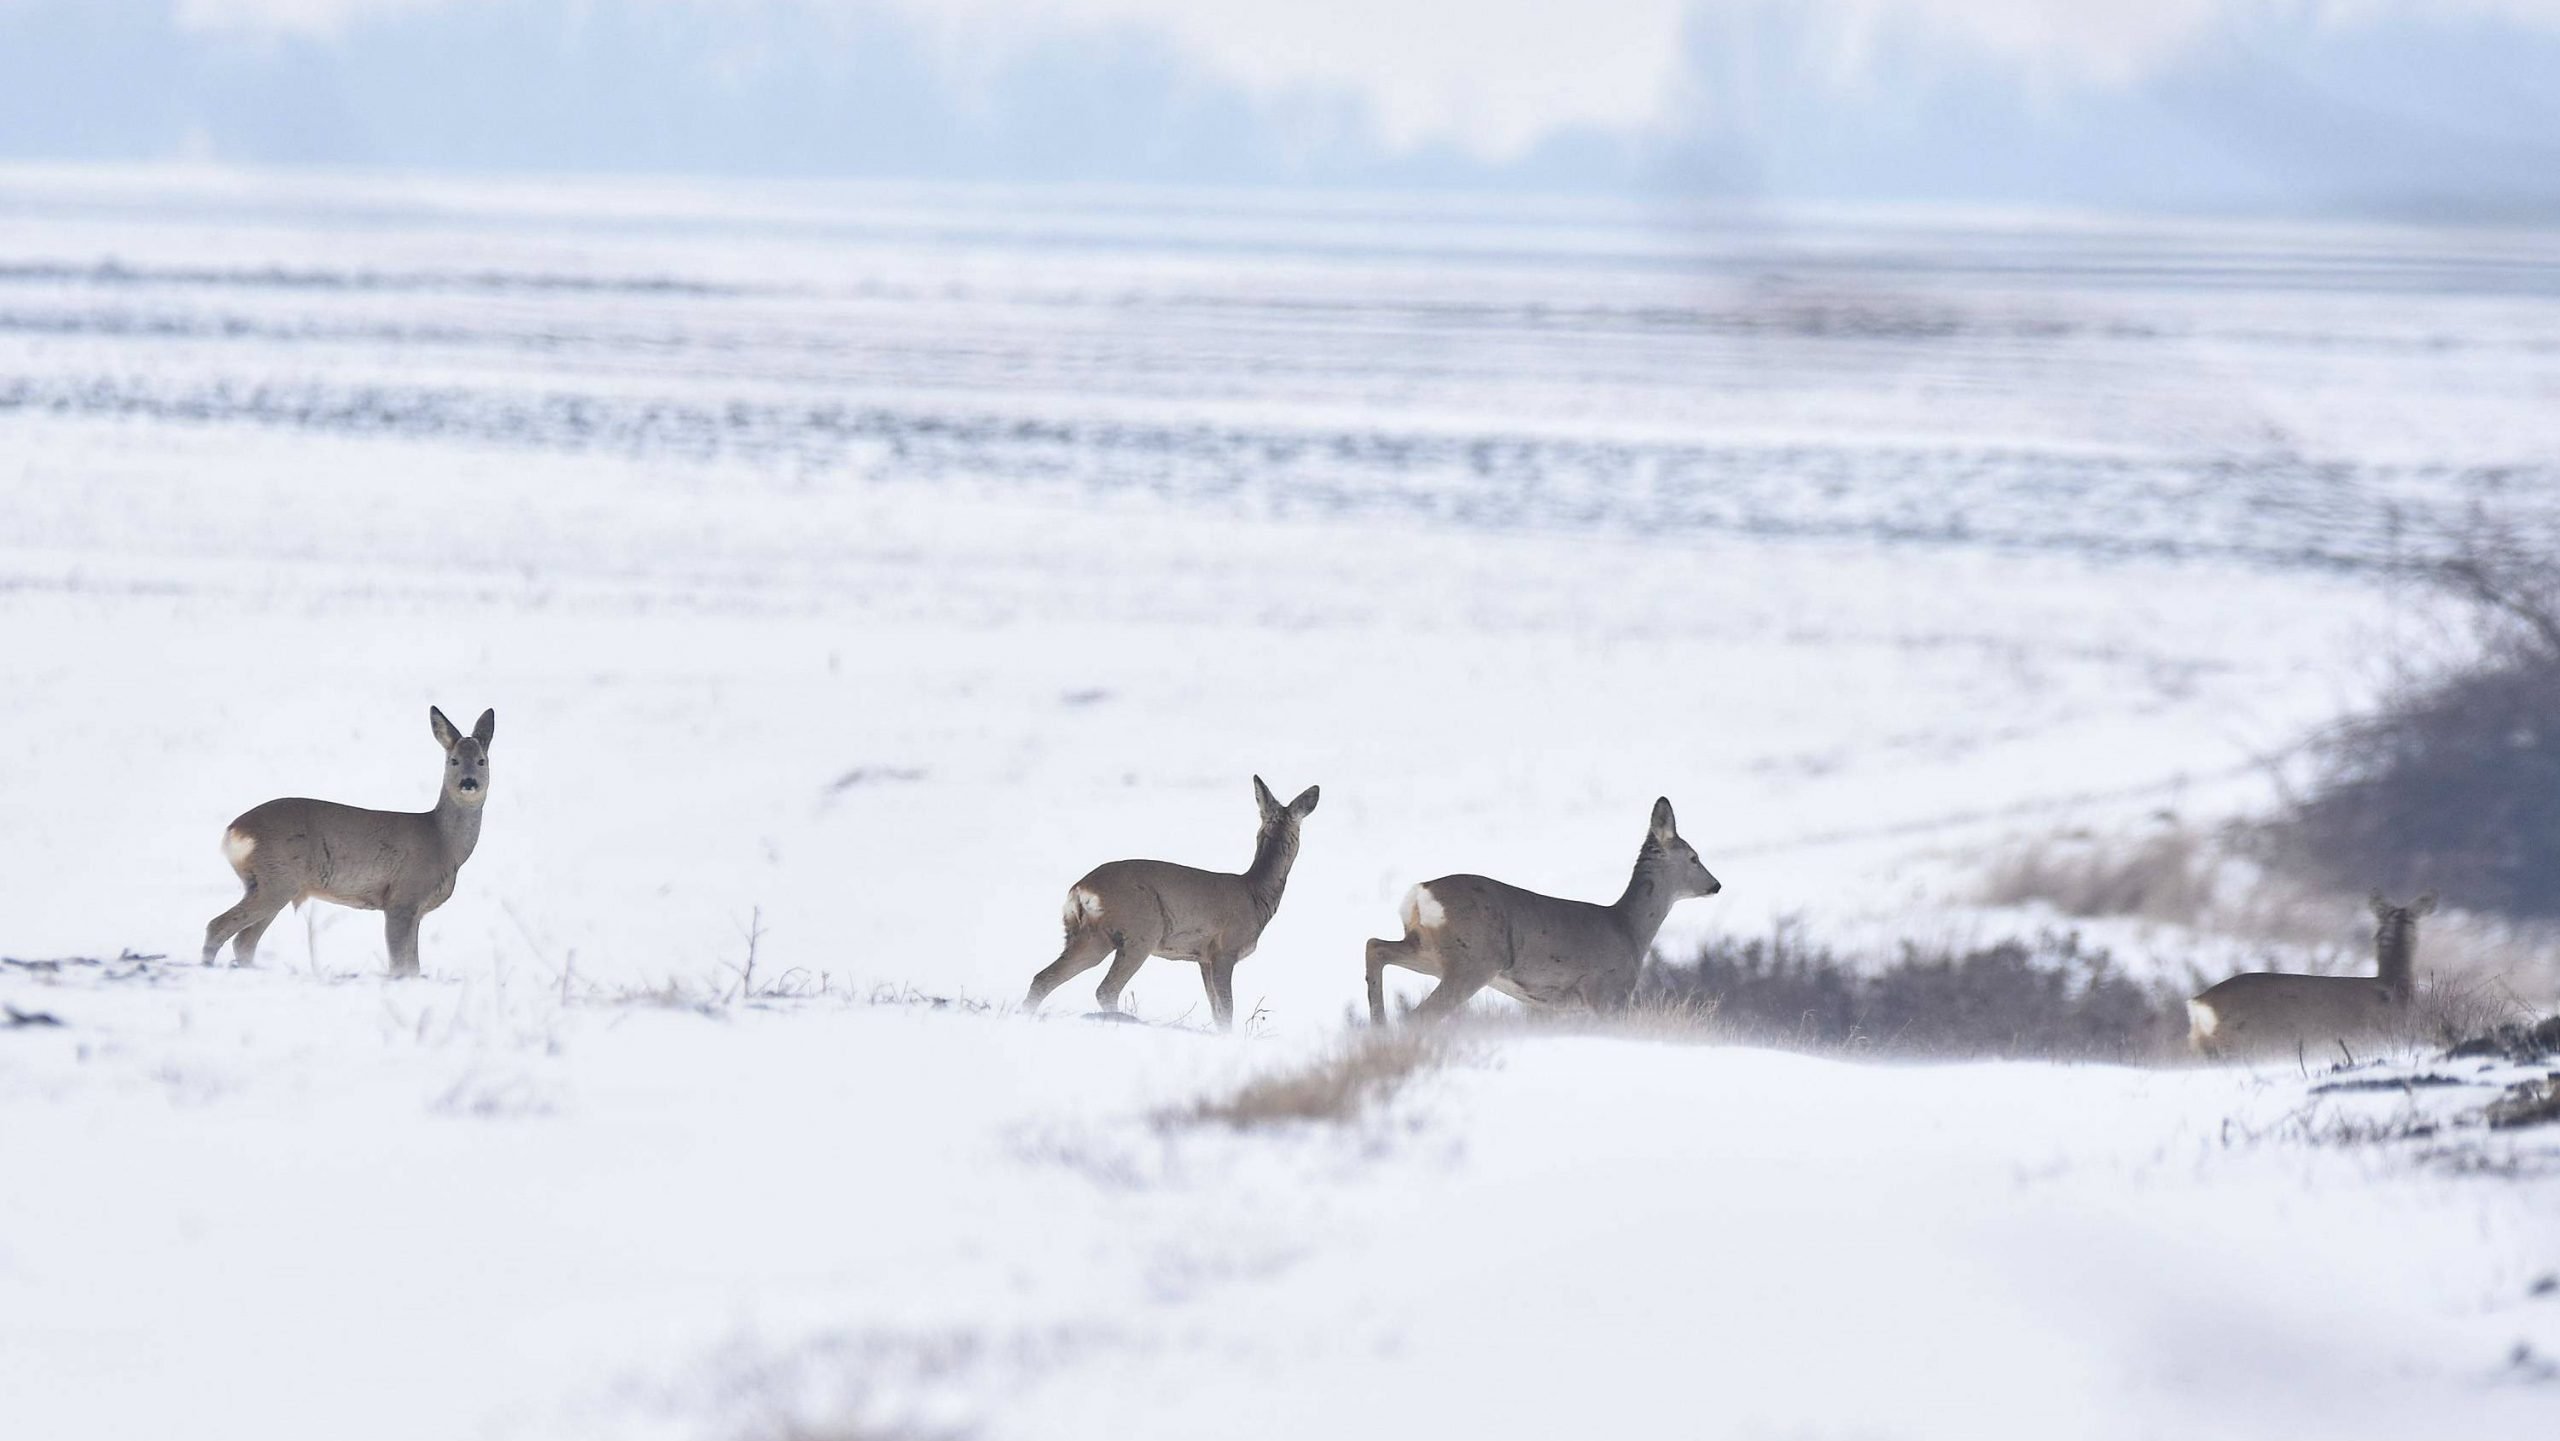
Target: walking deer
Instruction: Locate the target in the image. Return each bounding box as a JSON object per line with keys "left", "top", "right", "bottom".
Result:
{"left": 2187, "top": 893, "right": 2434, "bottom": 1059}
{"left": 1366, "top": 797, "right": 1722, "bottom": 1024}
{"left": 201, "top": 706, "right": 497, "bottom": 978}
{"left": 1024, "top": 776, "right": 1320, "bottom": 1030}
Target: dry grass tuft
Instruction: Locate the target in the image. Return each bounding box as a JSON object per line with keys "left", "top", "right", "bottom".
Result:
{"left": 1573, "top": 992, "right": 1736, "bottom": 1043}
{"left": 2409, "top": 973, "right": 2536, "bottom": 1050}
{"left": 1982, "top": 826, "right": 2219, "bottom": 924}
{"left": 1166, "top": 1029, "right": 1456, "bottom": 1129}
{"left": 1980, "top": 823, "right": 2370, "bottom": 948}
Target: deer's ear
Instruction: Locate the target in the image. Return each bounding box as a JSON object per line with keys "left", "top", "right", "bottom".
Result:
{"left": 2412, "top": 893, "right": 2438, "bottom": 916}
{"left": 1252, "top": 775, "right": 1279, "bottom": 815}
{"left": 1650, "top": 797, "right": 1678, "bottom": 840}
{"left": 430, "top": 706, "right": 461, "bottom": 751}
{"left": 2369, "top": 892, "right": 2391, "bottom": 920}
{"left": 472, "top": 709, "right": 496, "bottom": 747}
{"left": 1288, "top": 785, "right": 1320, "bottom": 818}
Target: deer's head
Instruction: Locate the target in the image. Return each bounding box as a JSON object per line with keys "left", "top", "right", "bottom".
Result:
{"left": 1252, "top": 774, "right": 1320, "bottom": 844}
{"left": 1646, "top": 797, "right": 1722, "bottom": 899}
{"left": 431, "top": 705, "right": 497, "bottom": 810}
{"left": 2368, "top": 891, "right": 2437, "bottom": 932}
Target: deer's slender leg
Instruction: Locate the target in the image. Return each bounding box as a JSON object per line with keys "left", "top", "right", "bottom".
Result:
{"left": 1092, "top": 942, "right": 1151, "bottom": 1011}
{"left": 1091, "top": 918, "right": 1164, "bottom": 1013}
{"left": 1026, "top": 929, "right": 1114, "bottom": 1009}
{"left": 206, "top": 886, "right": 288, "bottom": 967}
{"left": 203, "top": 894, "right": 257, "bottom": 966}
{"left": 230, "top": 909, "right": 284, "bottom": 968}
{"left": 1203, "top": 951, "right": 1239, "bottom": 1031}
{"left": 1410, "top": 962, "right": 1495, "bottom": 1023}
{"left": 384, "top": 906, "right": 423, "bottom": 979}
{"left": 1365, "top": 934, "right": 1430, "bottom": 1025}
{"left": 1095, "top": 921, "right": 1172, "bottom": 1008}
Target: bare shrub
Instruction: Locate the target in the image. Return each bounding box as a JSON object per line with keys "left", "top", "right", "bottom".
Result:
{"left": 1166, "top": 1030, "right": 1453, "bottom": 1129}
{"left": 2276, "top": 517, "right": 2560, "bottom": 918}
{"left": 1640, "top": 925, "right": 2187, "bottom": 1061}
{"left": 2281, "top": 648, "right": 2560, "bottom": 916}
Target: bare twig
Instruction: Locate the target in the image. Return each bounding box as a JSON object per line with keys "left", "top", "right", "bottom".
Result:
{"left": 724, "top": 906, "right": 768, "bottom": 1003}
{"left": 2439, "top": 555, "right": 2560, "bottom": 656}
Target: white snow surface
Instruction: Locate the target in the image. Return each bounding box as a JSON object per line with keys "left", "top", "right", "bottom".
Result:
{"left": 4, "top": 168, "right": 2560, "bottom": 1437}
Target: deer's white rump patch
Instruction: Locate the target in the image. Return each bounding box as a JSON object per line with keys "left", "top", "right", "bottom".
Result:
{"left": 2186, "top": 998, "right": 2219, "bottom": 1040}
{"left": 1402, "top": 883, "right": 1446, "bottom": 934}
{"left": 1063, "top": 886, "right": 1105, "bottom": 929}
{"left": 222, "top": 828, "right": 256, "bottom": 869}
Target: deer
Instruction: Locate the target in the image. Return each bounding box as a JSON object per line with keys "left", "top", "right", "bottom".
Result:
{"left": 2187, "top": 893, "right": 2434, "bottom": 1059}
{"left": 1366, "top": 797, "right": 1722, "bottom": 1025}
{"left": 1024, "top": 775, "right": 1320, "bottom": 1030}
{"left": 201, "top": 706, "right": 497, "bottom": 979}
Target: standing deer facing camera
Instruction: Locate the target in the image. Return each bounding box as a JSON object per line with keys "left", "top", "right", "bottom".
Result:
{"left": 202, "top": 706, "right": 497, "bottom": 978}
{"left": 1366, "top": 797, "right": 1722, "bottom": 1024}
{"left": 1025, "top": 776, "right": 1320, "bottom": 1030}
{"left": 2187, "top": 893, "right": 2433, "bottom": 1059}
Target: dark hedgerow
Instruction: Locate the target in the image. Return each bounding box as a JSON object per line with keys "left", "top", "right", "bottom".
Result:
{"left": 2273, "top": 529, "right": 2560, "bottom": 920}
{"left": 2276, "top": 642, "right": 2560, "bottom": 918}
{"left": 1640, "top": 925, "right": 2188, "bottom": 1061}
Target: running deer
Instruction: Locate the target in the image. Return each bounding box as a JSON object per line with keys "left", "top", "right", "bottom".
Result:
{"left": 2187, "top": 893, "right": 2434, "bottom": 1059}
{"left": 1366, "top": 797, "right": 1722, "bottom": 1024}
{"left": 1024, "top": 775, "right": 1320, "bottom": 1030}
{"left": 201, "top": 706, "right": 497, "bottom": 978}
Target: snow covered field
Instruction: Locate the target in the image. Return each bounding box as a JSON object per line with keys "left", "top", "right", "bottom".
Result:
{"left": 4, "top": 167, "right": 2560, "bottom": 1437}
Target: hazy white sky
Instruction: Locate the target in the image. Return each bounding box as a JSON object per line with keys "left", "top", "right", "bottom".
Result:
{"left": 151, "top": 0, "right": 2560, "bottom": 160}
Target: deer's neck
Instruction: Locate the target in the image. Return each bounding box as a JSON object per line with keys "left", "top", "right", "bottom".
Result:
{"left": 1610, "top": 843, "right": 1681, "bottom": 954}
{"left": 432, "top": 793, "right": 485, "bottom": 869}
{"left": 1243, "top": 825, "right": 1300, "bottom": 923}
{"left": 2375, "top": 918, "right": 2416, "bottom": 998}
